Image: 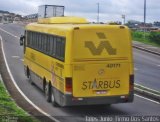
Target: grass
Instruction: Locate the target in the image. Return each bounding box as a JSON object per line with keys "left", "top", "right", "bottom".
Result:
{"left": 132, "top": 31, "right": 160, "bottom": 47}
{"left": 0, "top": 81, "right": 39, "bottom": 122}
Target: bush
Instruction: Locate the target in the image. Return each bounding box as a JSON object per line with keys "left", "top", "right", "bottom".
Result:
{"left": 132, "top": 31, "right": 143, "bottom": 38}
{"left": 149, "top": 32, "right": 160, "bottom": 44}
{"left": 132, "top": 31, "right": 160, "bottom": 46}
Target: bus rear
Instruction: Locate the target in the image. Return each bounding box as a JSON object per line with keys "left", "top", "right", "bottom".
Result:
{"left": 64, "top": 25, "right": 134, "bottom": 106}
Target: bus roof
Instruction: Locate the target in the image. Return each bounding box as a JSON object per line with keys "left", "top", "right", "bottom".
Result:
{"left": 26, "top": 23, "right": 126, "bottom": 31}
{"left": 25, "top": 17, "right": 127, "bottom": 35}
{"left": 38, "top": 16, "right": 89, "bottom": 24}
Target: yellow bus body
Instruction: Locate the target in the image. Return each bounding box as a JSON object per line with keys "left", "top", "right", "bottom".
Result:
{"left": 23, "top": 17, "right": 134, "bottom": 106}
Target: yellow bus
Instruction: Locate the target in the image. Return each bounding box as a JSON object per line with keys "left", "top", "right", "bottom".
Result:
{"left": 20, "top": 16, "right": 134, "bottom": 107}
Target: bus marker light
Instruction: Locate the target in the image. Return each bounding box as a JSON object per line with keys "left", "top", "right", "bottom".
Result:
{"left": 120, "top": 96, "right": 126, "bottom": 99}
{"left": 72, "top": 98, "right": 83, "bottom": 101}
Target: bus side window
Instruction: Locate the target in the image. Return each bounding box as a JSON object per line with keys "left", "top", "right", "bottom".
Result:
{"left": 49, "top": 36, "right": 53, "bottom": 56}
{"left": 55, "top": 37, "right": 60, "bottom": 59}
{"left": 30, "top": 32, "right": 33, "bottom": 47}
{"left": 52, "top": 36, "right": 56, "bottom": 56}
{"left": 61, "top": 38, "right": 65, "bottom": 60}
{"left": 33, "top": 32, "right": 36, "bottom": 49}
{"left": 39, "top": 34, "right": 42, "bottom": 51}
{"left": 27, "top": 31, "right": 30, "bottom": 46}
{"left": 36, "top": 33, "right": 39, "bottom": 50}
{"left": 41, "top": 34, "right": 44, "bottom": 51}
{"left": 55, "top": 37, "right": 65, "bottom": 61}
{"left": 35, "top": 32, "right": 37, "bottom": 48}
{"left": 46, "top": 35, "right": 50, "bottom": 54}
{"left": 43, "top": 34, "right": 47, "bottom": 53}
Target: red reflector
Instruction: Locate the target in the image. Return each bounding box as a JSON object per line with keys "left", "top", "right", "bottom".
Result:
{"left": 130, "top": 84, "right": 134, "bottom": 91}
{"left": 72, "top": 97, "right": 83, "bottom": 101}
{"left": 129, "top": 75, "right": 134, "bottom": 91}
{"left": 65, "top": 77, "right": 72, "bottom": 93}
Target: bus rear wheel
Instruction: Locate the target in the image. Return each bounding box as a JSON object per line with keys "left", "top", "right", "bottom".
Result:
{"left": 28, "top": 75, "right": 34, "bottom": 85}
{"left": 27, "top": 69, "right": 34, "bottom": 85}
{"left": 44, "top": 82, "right": 51, "bottom": 102}
{"left": 51, "top": 88, "right": 59, "bottom": 107}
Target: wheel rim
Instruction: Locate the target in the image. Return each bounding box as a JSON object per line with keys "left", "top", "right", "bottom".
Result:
{"left": 45, "top": 85, "right": 48, "bottom": 98}
{"left": 28, "top": 76, "right": 32, "bottom": 83}
{"left": 51, "top": 90, "right": 55, "bottom": 103}
{"left": 28, "top": 75, "right": 33, "bottom": 84}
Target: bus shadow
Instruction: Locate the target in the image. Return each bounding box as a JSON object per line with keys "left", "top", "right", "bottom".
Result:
{"left": 28, "top": 80, "right": 129, "bottom": 116}
{"left": 58, "top": 104, "right": 129, "bottom": 116}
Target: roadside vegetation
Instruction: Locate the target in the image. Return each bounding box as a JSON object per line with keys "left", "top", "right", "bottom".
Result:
{"left": 131, "top": 31, "right": 160, "bottom": 47}
{"left": 0, "top": 81, "right": 39, "bottom": 122}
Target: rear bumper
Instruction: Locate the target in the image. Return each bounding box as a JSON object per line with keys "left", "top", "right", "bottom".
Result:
{"left": 58, "top": 91, "right": 134, "bottom": 106}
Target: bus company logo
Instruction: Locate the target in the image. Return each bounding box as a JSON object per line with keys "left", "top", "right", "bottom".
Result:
{"left": 81, "top": 79, "right": 121, "bottom": 90}
{"left": 85, "top": 32, "right": 117, "bottom": 55}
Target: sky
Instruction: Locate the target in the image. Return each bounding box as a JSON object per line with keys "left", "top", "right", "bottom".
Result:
{"left": 0, "top": 0, "right": 160, "bottom": 23}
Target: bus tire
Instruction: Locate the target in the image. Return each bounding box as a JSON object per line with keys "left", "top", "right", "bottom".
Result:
{"left": 27, "top": 69, "right": 34, "bottom": 85}
{"left": 28, "top": 75, "right": 34, "bottom": 85}
{"left": 44, "top": 82, "right": 51, "bottom": 102}
{"left": 51, "top": 87, "right": 59, "bottom": 107}
{"left": 26, "top": 67, "right": 30, "bottom": 78}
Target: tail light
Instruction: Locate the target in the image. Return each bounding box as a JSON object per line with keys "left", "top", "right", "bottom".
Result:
{"left": 65, "top": 77, "right": 72, "bottom": 94}
{"left": 129, "top": 75, "right": 134, "bottom": 91}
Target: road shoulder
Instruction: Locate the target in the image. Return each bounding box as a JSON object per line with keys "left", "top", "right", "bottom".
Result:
{"left": 0, "top": 36, "right": 54, "bottom": 122}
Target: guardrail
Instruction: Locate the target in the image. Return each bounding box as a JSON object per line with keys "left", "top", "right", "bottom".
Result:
{"left": 133, "top": 45, "right": 160, "bottom": 56}
{"left": 133, "top": 44, "right": 160, "bottom": 102}
{"left": 134, "top": 83, "right": 160, "bottom": 102}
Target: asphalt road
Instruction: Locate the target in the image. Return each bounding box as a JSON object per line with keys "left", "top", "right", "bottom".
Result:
{"left": 0, "top": 23, "right": 160, "bottom": 122}
{"left": 134, "top": 48, "right": 160, "bottom": 91}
